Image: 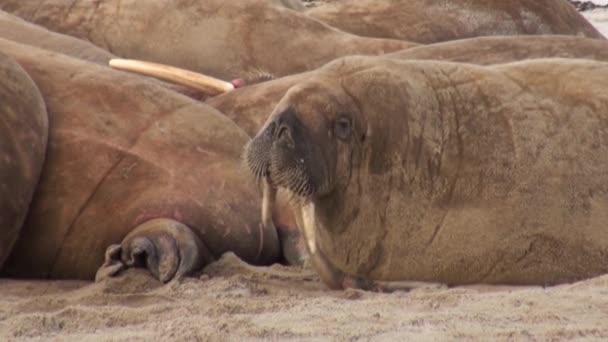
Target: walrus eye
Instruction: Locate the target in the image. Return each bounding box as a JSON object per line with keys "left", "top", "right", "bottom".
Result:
{"left": 334, "top": 116, "right": 352, "bottom": 141}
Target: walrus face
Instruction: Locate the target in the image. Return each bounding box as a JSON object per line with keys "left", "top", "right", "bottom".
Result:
{"left": 245, "top": 80, "right": 363, "bottom": 194}
{"left": 244, "top": 80, "right": 364, "bottom": 244}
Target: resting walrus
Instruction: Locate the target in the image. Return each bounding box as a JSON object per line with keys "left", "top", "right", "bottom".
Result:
{"left": 306, "top": 0, "right": 606, "bottom": 42}
{"left": 244, "top": 55, "right": 608, "bottom": 291}
{"left": 0, "top": 0, "right": 414, "bottom": 80}
{"left": 0, "top": 38, "right": 288, "bottom": 282}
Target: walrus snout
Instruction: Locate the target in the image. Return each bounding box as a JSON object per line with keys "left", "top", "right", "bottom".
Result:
{"left": 246, "top": 107, "right": 328, "bottom": 199}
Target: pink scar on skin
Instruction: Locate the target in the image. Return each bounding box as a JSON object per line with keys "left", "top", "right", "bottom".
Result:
{"left": 231, "top": 79, "right": 246, "bottom": 88}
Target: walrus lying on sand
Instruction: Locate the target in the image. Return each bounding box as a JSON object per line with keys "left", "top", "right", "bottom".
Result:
{"left": 0, "top": 0, "right": 414, "bottom": 80}
{"left": 207, "top": 35, "right": 608, "bottom": 137}
{"left": 0, "top": 53, "right": 47, "bottom": 268}
{"left": 244, "top": 55, "right": 608, "bottom": 291}
{"left": 306, "top": 0, "right": 606, "bottom": 43}
{"left": 0, "top": 38, "right": 295, "bottom": 282}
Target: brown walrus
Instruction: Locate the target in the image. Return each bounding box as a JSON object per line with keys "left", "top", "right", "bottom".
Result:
{"left": 244, "top": 55, "right": 608, "bottom": 291}
{"left": 0, "top": 53, "right": 47, "bottom": 268}
{"left": 207, "top": 35, "right": 608, "bottom": 137}
{"left": 0, "top": 0, "right": 415, "bottom": 80}
{"left": 0, "top": 10, "right": 114, "bottom": 64}
{"left": 2, "top": 9, "right": 236, "bottom": 102}
{"left": 0, "top": 38, "right": 284, "bottom": 282}
{"left": 306, "top": 0, "right": 606, "bottom": 43}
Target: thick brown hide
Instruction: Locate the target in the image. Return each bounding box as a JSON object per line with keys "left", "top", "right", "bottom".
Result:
{"left": 0, "top": 0, "right": 415, "bottom": 80}
{"left": 0, "top": 39, "right": 279, "bottom": 280}
{"left": 0, "top": 53, "right": 47, "bottom": 268}
{"left": 0, "top": 10, "right": 113, "bottom": 64}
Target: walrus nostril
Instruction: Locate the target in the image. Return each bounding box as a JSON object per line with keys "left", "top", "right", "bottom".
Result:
{"left": 265, "top": 122, "right": 277, "bottom": 137}
{"left": 277, "top": 124, "right": 288, "bottom": 139}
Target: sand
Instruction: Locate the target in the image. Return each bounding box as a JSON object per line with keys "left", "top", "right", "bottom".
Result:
{"left": 1, "top": 253, "right": 608, "bottom": 341}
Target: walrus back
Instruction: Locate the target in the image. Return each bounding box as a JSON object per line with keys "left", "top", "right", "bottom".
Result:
{"left": 0, "top": 53, "right": 48, "bottom": 270}
{"left": 312, "top": 56, "right": 608, "bottom": 286}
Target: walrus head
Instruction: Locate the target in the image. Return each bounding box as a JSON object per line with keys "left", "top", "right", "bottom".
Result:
{"left": 245, "top": 75, "right": 366, "bottom": 193}
{"left": 243, "top": 66, "right": 371, "bottom": 281}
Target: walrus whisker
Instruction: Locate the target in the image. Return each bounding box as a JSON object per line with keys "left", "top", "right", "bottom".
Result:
{"left": 109, "top": 58, "right": 235, "bottom": 96}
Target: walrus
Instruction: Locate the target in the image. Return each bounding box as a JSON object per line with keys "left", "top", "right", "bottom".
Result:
{"left": 0, "top": 53, "right": 47, "bottom": 268}
{"left": 244, "top": 55, "right": 608, "bottom": 291}
{"left": 0, "top": 10, "right": 114, "bottom": 64}
{"left": 207, "top": 35, "right": 608, "bottom": 137}
{"left": 0, "top": 0, "right": 415, "bottom": 80}
{"left": 0, "top": 38, "right": 286, "bottom": 282}
{"left": 306, "top": 0, "right": 606, "bottom": 43}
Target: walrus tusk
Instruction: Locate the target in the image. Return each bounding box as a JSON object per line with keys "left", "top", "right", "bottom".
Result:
{"left": 109, "top": 58, "right": 235, "bottom": 96}
{"left": 300, "top": 202, "right": 317, "bottom": 254}
{"left": 262, "top": 179, "right": 278, "bottom": 231}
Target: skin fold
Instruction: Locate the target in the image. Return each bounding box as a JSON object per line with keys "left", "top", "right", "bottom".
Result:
{"left": 306, "top": 0, "right": 606, "bottom": 43}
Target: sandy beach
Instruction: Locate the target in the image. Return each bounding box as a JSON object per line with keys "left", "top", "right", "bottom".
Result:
{"left": 1, "top": 253, "right": 608, "bottom": 341}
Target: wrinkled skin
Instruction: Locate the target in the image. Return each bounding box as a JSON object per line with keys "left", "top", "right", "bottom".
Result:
{"left": 208, "top": 35, "right": 608, "bottom": 137}
{"left": 0, "top": 53, "right": 47, "bottom": 268}
{"left": 0, "top": 0, "right": 415, "bottom": 80}
{"left": 0, "top": 38, "right": 281, "bottom": 281}
{"left": 245, "top": 55, "right": 608, "bottom": 291}
{"left": 307, "top": 0, "right": 606, "bottom": 43}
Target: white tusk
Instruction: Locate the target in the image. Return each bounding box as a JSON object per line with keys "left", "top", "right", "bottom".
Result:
{"left": 262, "top": 179, "right": 277, "bottom": 230}
{"left": 301, "top": 202, "right": 317, "bottom": 254}
{"left": 109, "top": 58, "right": 234, "bottom": 96}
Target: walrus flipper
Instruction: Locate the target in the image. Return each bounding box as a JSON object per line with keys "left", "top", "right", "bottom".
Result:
{"left": 95, "top": 219, "right": 213, "bottom": 283}
{"left": 309, "top": 243, "right": 445, "bottom": 293}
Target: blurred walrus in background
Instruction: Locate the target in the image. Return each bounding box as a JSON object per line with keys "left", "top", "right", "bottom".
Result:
{"left": 206, "top": 35, "right": 608, "bottom": 137}
{"left": 306, "top": 0, "right": 606, "bottom": 43}
{"left": 0, "top": 9, "right": 233, "bottom": 101}
{"left": 0, "top": 0, "right": 415, "bottom": 80}
{"left": 244, "top": 55, "right": 608, "bottom": 291}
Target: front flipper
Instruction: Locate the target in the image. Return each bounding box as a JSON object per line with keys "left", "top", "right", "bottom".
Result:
{"left": 95, "top": 218, "right": 213, "bottom": 283}
{"left": 308, "top": 245, "right": 445, "bottom": 292}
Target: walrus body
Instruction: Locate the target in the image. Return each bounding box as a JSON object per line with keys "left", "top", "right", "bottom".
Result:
{"left": 0, "top": 0, "right": 414, "bottom": 80}
{"left": 0, "top": 10, "right": 113, "bottom": 65}
{"left": 208, "top": 35, "right": 608, "bottom": 137}
{"left": 0, "top": 53, "right": 47, "bottom": 267}
{"left": 0, "top": 9, "right": 220, "bottom": 101}
{"left": 307, "top": 0, "right": 606, "bottom": 43}
{"left": 0, "top": 38, "right": 280, "bottom": 281}
{"left": 245, "top": 55, "right": 608, "bottom": 289}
